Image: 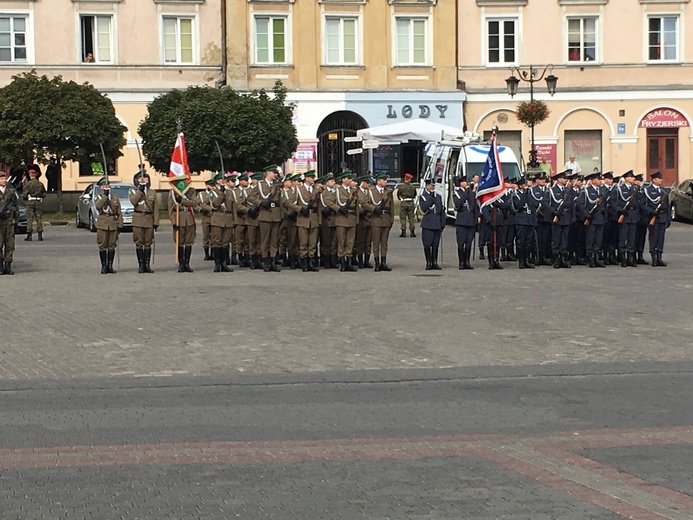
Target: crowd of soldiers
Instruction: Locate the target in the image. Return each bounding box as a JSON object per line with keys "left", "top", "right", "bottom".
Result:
{"left": 455, "top": 168, "right": 672, "bottom": 270}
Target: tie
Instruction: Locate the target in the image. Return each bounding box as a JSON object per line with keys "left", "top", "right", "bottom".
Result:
{"left": 308, "top": 186, "right": 312, "bottom": 194}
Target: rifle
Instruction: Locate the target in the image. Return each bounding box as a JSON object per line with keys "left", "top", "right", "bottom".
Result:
{"left": 648, "top": 201, "right": 662, "bottom": 227}
{"left": 552, "top": 189, "right": 570, "bottom": 223}
{"left": 618, "top": 192, "right": 636, "bottom": 224}
{"left": 375, "top": 187, "right": 394, "bottom": 216}
{"left": 0, "top": 189, "right": 17, "bottom": 219}
{"left": 583, "top": 197, "right": 603, "bottom": 227}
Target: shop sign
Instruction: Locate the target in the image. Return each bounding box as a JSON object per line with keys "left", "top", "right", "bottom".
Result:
{"left": 386, "top": 104, "right": 448, "bottom": 119}
{"left": 639, "top": 108, "right": 689, "bottom": 128}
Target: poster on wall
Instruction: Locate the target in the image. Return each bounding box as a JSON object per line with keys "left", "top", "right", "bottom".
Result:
{"left": 564, "top": 130, "right": 602, "bottom": 174}
{"left": 534, "top": 144, "right": 557, "bottom": 176}
{"left": 290, "top": 144, "right": 317, "bottom": 173}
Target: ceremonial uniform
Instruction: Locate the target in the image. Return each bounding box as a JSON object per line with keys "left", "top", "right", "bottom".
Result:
{"left": 198, "top": 182, "right": 215, "bottom": 261}
{"left": 634, "top": 175, "right": 649, "bottom": 265}
{"left": 548, "top": 172, "right": 573, "bottom": 268}
{"left": 129, "top": 176, "right": 159, "bottom": 273}
{"left": 287, "top": 172, "right": 321, "bottom": 271}
{"left": 481, "top": 198, "right": 507, "bottom": 270}
{"left": 256, "top": 169, "right": 282, "bottom": 272}
{"left": 419, "top": 184, "right": 445, "bottom": 270}
{"left": 279, "top": 178, "right": 299, "bottom": 268}
{"left": 244, "top": 177, "right": 262, "bottom": 269}
{"left": 355, "top": 178, "right": 374, "bottom": 268}
{"left": 318, "top": 175, "right": 338, "bottom": 269}
{"left": 232, "top": 174, "right": 252, "bottom": 268}
{"left": 510, "top": 181, "right": 536, "bottom": 269}
{"left": 529, "top": 181, "right": 552, "bottom": 265}
{"left": 22, "top": 173, "right": 46, "bottom": 241}
{"left": 328, "top": 173, "right": 359, "bottom": 271}
{"left": 209, "top": 180, "right": 235, "bottom": 273}
{"left": 94, "top": 177, "right": 122, "bottom": 274}
{"left": 361, "top": 173, "right": 394, "bottom": 271}
{"left": 641, "top": 171, "right": 670, "bottom": 266}
{"left": 568, "top": 181, "right": 586, "bottom": 265}
{"left": 580, "top": 176, "right": 606, "bottom": 267}
{"left": 0, "top": 173, "right": 19, "bottom": 275}
{"left": 452, "top": 182, "right": 479, "bottom": 270}
{"left": 169, "top": 188, "right": 198, "bottom": 273}
{"left": 602, "top": 174, "right": 619, "bottom": 264}
{"left": 616, "top": 171, "right": 639, "bottom": 267}
{"left": 397, "top": 175, "right": 417, "bottom": 237}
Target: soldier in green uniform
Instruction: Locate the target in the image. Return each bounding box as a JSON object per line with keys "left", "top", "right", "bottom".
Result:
{"left": 362, "top": 172, "right": 394, "bottom": 271}
{"left": 328, "top": 171, "right": 359, "bottom": 271}
{"left": 198, "top": 176, "right": 216, "bottom": 261}
{"left": 129, "top": 171, "right": 159, "bottom": 273}
{"left": 232, "top": 173, "right": 250, "bottom": 267}
{"left": 94, "top": 176, "right": 123, "bottom": 274}
{"left": 397, "top": 173, "right": 417, "bottom": 238}
{"left": 0, "top": 170, "right": 19, "bottom": 275}
{"left": 288, "top": 170, "right": 322, "bottom": 271}
{"left": 279, "top": 173, "right": 298, "bottom": 267}
{"left": 22, "top": 168, "right": 47, "bottom": 241}
{"left": 256, "top": 165, "right": 283, "bottom": 272}
{"left": 318, "top": 173, "right": 338, "bottom": 269}
{"left": 209, "top": 172, "right": 235, "bottom": 273}
{"left": 169, "top": 185, "right": 198, "bottom": 273}
{"left": 245, "top": 172, "right": 263, "bottom": 269}
{"left": 355, "top": 175, "right": 374, "bottom": 268}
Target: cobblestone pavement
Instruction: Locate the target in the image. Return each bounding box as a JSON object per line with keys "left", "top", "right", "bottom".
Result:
{"left": 1, "top": 223, "right": 692, "bottom": 381}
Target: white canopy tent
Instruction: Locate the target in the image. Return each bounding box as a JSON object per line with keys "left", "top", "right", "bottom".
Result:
{"left": 356, "top": 119, "right": 465, "bottom": 143}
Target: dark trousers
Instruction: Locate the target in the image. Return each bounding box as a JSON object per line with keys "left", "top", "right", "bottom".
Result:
{"left": 648, "top": 223, "right": 666, "bottom": 253}
{"left": 504, "top": 223, "right": 515, "bottom": 251}
{"left": 551, "top": 223, "right": 570, "bottom": 254}
{"left": 618, "top": 222, "right": 636, "bottom": 254}
{"left": 455, "top": 225, "right": 475, "bottom": 249}
{"left": 635, "top": 224, "right": 647, "bottom": 253}
{"left": 421, "top": 228, "right": 441, "bottom": 248}
{"left": 536, "top": 221, "right": 552, "bottom": 258}
{"left": 478, "top": 224, "right": 487, "bottom": 249}
{"left": 585, "top": 224, "right": 604, "bottom": 255}
{"left": 320, "top": 225, "right": 335, "bottom": 256}
{"left": 515, "top": 225, "right": 534, "bottom": 250}
{"left": 603, "top": 220, "right": 619, "bottom": 252}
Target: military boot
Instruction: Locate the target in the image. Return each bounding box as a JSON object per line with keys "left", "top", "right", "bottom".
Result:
{"left": 507, "top": 246, "right": 517, "bottom": 262}
{"left": 143, "top": 248, "right": 154, "bottom": 273}
{"left": 425, "top": 247, "right": 433, "bottom": 270}
{"left": 636, "top": 252, "right": 648, "bottom": 265}
{"left": 177, "top": 246, "right": 186, "bottom": 272}
{"left": 410, "top": 230, "right": 416, "bottom": 238}
{"left": 107, "top": 250, "right": 117, "bottom": 274}
{"left": 399, "top": 230, "right": 406, "bottom": 238}
{"left": 479, "top": 246, "right": 485, "bottom": 260}
{"left": 374, "top": 257, "right": 381, "bottom": 272}
{"left": 0, "top": 260, "right": 4, "bottom": 275}
{"left": 380, "top": 257, "right": 392, "bottom": 272}
{"left": 3, "top": 262, "right": 13, "bottom": 275}
{"left": 100, "top": 250, "right": 108, "bottom": 274}
{"left": 339, "top": 257, "right": 346, "bottom": 272}
{"left": 136, "top": 249, "right": 145, "bottom": 274}
{"left": 25, "top": 233, "right": 32, "bottom": 241}
{"left": 213, "top": 248, "right": 222, "bottom": 272}
{"left": 458, "top": 248, "right": 465, "bottom": 270}
{"left": 518, "top": 247, "right": 526, "bottom": 270}
{"left": 363, "top": 254, "right": 373, "bottom": 269}
{"left": 203, "top": 247, "right": 213, "bottom": 261}
{"left": 464, "top": 246, "right": 475, "bottom": 270}
{"left": 657, "top": 252, "right": 667, "bottom": 267}
{"left": 38, "top": 232, "right": 43, "bottom": 242}
{"left": 184, "top": 246, "right": 194, "bottom": 272}
{"left": 431, "top": 247, "right": 442, "bottom": 270}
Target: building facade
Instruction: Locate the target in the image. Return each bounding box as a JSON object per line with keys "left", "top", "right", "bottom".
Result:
{"left": 459, "top": 0, "right": 693, "bottom": 184}
{"left": 0, "top": 0, "right": 222, "bottom": 190}
{"left": 227, "top": 0, "right": 464, "bottom": 178}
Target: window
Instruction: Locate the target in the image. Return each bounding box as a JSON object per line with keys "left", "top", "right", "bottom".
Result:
{"left": 163, "top": 16, "right": 194, "bottom": 64}
{"left": 396, "top": 17, "right": 427, "bottom": 65}
{"left": 254, "top": 16, "right": 287, "bottom": 64}
{"left": 564, "top": 130, "right": 602, "bottom": 174}
{"left": 325, "top": 17, "right": 358, "bottom": 65}
{"left": 487, "top": 18, "right": 516, "bottom": 64}
{"left": 567, "top": 17, "right": 596, "bottom": 62}
{"left": 648, "top": 16, "right": 678, "bottom": 61}
{"left": 80, "top": 15, "right": 113, "bottom": 64}
{"left": 0, "top": 15, "right": 28, "bottom": 63}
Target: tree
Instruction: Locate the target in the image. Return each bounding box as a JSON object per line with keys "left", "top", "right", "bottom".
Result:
{"left": 138, "top": 81, "right": 298, "bottom": 173}
{"left": 0, "top": 71, "right": 127, "bottom": 167}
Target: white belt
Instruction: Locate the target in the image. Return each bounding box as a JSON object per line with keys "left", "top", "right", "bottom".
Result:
{"left": 28, "top": 196, "right": 42, "bottom": 201}
{"left": 400, "top": 198, "right": 414, "bottom": 201}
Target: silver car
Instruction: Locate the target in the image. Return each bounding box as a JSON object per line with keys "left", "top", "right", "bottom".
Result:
{"left": 75, "top": 182, "right": 135, "bottom": 231}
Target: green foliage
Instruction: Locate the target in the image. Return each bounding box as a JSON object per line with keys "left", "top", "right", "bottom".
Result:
{"left": 0, "top": 71, "right": 127, "bottom": 166}
{"left": 516, "top": 100, "right": 550, "bottom": 127}
{"left": 138, "top": 81, "right": 298, "bottom": 173}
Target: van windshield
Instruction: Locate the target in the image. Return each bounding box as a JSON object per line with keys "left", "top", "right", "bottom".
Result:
{"left": 466, "top": 162, "right": 522, "bottom": 180}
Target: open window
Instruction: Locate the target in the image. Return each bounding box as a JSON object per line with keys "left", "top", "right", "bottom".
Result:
{"left": 80, "top": 15, "right": 113, "bottom": 64}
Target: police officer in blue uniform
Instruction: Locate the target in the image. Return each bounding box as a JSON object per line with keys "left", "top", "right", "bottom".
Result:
{"left": 633, "top": 173, "right": 649, "bottom": 265}
{"left": 480, "top": 195, "right": 507, "bottom": 270}
{"left": 602, "top": 172, "right": 619, "bottom": 265}
{"left": 510, "top": 177, "right": 536, "bottom": 269}
{"left": 641, "top": 171, "right": 670, "bottom": 267}
{"left": 580, "top": 172, "right": 606, "bottom": 268}
{"left": 529, "top": 173, "right": 552, "bottom": 265}
{"left": 616, "top": 170, "right": 639, "bottom": 267}
{"left": 452, "top": 176, "right": 479, "bottom": 270}
{"left": 419, "top": 178, "right": 446, "bottom": 270}
{"left": 548, "top": 171, "right": 573, "bottom": 268}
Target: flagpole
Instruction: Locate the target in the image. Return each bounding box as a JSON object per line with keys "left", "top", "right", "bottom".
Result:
{"left": 175, "top": 200, "right": 180, "bottom": 266}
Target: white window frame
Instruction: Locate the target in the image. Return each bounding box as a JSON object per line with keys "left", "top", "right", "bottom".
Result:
{"left": 484, "top": 16, "right": 518, "bottom": 67}
{"left": 77, "top": 12, "right": 117, "bottom": 65}
{"left": 252, "top": 14, "right": 291, "bottom": 65}
{"left": 393, "top": 15, "right": 431, "bottom": 66}
{"left": 645, "top": 14, "right": 680, "bottom": 63}
{"left": 0, "top": 10, "right": 34, "bottom": 65}
{"left": 160, "top": 14, "right": 198, "bottom": 65}
{"left": 322, "top": 15, "right": 362, "bottom": 66}
{"left": 565, "top": 15, "right": 599, "bottom": 65}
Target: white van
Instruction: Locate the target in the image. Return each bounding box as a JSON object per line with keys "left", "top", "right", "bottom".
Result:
{"left": 421, "top": 138, "right": 523, "bottom": 219}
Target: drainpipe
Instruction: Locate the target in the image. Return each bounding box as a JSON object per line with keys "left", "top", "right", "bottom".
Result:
{"left": 218, "top": 0, "right": 227, "bottom": 88}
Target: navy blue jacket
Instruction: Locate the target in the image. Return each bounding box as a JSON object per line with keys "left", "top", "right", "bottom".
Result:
{"left": 580, "top": 185, "right": 606, "bottom": 225}
{"left": 615, "top": 183, "right": 639, "bottom": 224}
{"left": 529, "top": 185, "right": 551, "bottom": 223}
{"left": 510, "top": 189, "right": 537, "bottom": 226}
{"left": 641, "top": 183, "right": 671, "bottom": 225}
{"left": 548, "top": 184, "right": 573, "bottom": 226}
{"left": 452, "top": 187, "right": 479, "bottom": 227}
{"left": 419, "top": 190, "right": 446, "bottom": 230}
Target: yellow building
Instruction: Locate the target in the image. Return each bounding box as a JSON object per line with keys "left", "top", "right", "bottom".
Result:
{"left": 0, "top": 0, "right": 222, "bottom": 191}
{"left": 459, "top": 0, "right": 693, "bottom": 184}
{"left": 227, "top": 0, "right": 464, "bottom": 177}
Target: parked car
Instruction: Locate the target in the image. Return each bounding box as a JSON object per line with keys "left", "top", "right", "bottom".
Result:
{"left": 14, "top": 191, "right": 27, "bottom": 234}
{"left": 75, "top": 182, "right": 135, "bottom": 232}
{"left": 669, "top": 179, "right": 693, "bottom": 222}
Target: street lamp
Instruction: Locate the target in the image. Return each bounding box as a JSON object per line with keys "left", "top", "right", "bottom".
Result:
{"left": 505, "top": 65, "right": 558, "bottom": 170}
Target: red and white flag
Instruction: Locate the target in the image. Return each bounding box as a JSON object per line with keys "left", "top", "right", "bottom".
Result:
{"left": 168, "top": 132, "right": 191, "bottom": 195}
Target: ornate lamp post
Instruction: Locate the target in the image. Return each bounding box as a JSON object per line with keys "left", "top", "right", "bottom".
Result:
{"left": 506, "top": 65, "right": 558, "bottom": 170}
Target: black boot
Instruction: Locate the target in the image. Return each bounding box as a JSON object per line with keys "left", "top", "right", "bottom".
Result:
{"left": 25, "top": 233, "right": 32, "bottom": 241}
{"left": 309, "top": 256, "right": 319, "bottom": 272}
{"left": 107, "top": 250, "right": 117, "bottom": 274}
{"left": 588, "top": 253, "right": 596, "bottom": 268}
{"left": 499, "top": 248, "right": 508, "bottom": 262}
{"left": 380, "top": 256, "right": 392, "bottom": 271}
{"left": 458, "top": 248, "right": 465, "bottom": 270}
{"left": 331, "top": 254, "right": 339, "bottom": 269}
{"left": 595, "top": 253, "right": 606, "bottom": 268}
{"left": 178, "top": 246, "right": 186, "bottom": 272}
{"left": 100, "top": 250, "right": 108, "bottom": 274}
{"left": 487, "top": 246, "right": 497, "bottom": 270}
{"left": 0, "top": 260, "right": 4, "bottom": 275}
{"left": 464, "top": 245, "right": 474, "bottom": 270}
{"left": 518, "top": 247, "right": 526, "bottom": 270}
{"left": 553, "top": 253, "right": 562, "bottom": 269}
{"left": 184, "top": 246, "right": 194, "bottom": 272}
{"left": 431, "top": 247, "right": 442, "bottom": 270}
{"left": 374, "top": 257, "right": 381, "bottom": 272}
{"left": 492, "top": 247, "right": 503, "bottom": 270}
{"left": 250, "top": 254, "right": 260, "bottom": 270}
{"left": 525, "top": 249, "right": 535, "bottom": 269}
{"left": 620, "top": 252, "right": 628, "bottom": 267}
{"left": 203, "top": 247, "right": 213, "bottom": 261}
{"left": 298, "top": 256, "right": 307, "bottom": 272}
{"left": 38, "top": 232, "right": 43, "bottom": 242}
{"left": 410, "top": 230, "right": 416, "bottom": 238}
{"left": 213, "top": 247, "right": 222, "bottom": 272}
{"left": 288, "top": 253, "right": 298, "bottom": 270}
{"left": 657, "top": 252, "right": 667, "bottom": 267}
{"left": 628, "top": 252, "right": 637, "bottom": 267}
{"left": 363, "top": 254, "right": 373, "bottom": 269}
{"left": 347, "top": 256, "right": 357, "bottom": 272}
{"left": 399, "top": 230, "right": 406, "bottom": 238}
{"left": 3, "top": 262, "right": 13, "bottom": 275}
{"left": 507, "top": 247, "right": 517, "bottom": 262}
{"left": 425, "top": 247, "right": 433, "bottom": 270}
{"left": 636, "top": 252, "right": 648, "bottom": 265}
{"left": 136, "top": 249, "right": 145, "bottom": 274}
{"left": 479, "top": 246, "right": 485, "bottom": 260}
{"left": 339, "top": 256, "right": 346, "bottom": 272}
{"left": 562, "top": 252, "right": 572, "bottom": 268}
{"left": 231, "top": 251, "right": 239, "bottom": 266}
{"left": 144, "top": 248, "right": 154, "bottom": 273}
{"left": 281, "top": 252, "right": 291, "bottom": 268}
